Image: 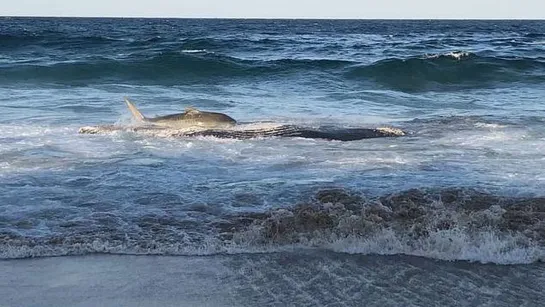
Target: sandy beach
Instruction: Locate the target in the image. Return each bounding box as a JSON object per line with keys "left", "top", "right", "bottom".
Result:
{"left": 2, "top": 252, "right": 544, "bottom": 307}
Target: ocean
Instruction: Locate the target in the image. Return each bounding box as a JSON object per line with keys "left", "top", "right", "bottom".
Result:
{"left": 1, "top": 18, "right": 545, "bottom": 306}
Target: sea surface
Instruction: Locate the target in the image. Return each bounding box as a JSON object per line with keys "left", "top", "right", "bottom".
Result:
{"left": 1, "top": 18, "right": 545, "bottom": 305}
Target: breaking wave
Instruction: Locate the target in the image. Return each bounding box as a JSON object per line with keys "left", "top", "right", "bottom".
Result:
{"left": 230, "top": 188, "right": 545, "bottom": 265}
{"left": 2, "top": 188, "right": 545, "bottom": 264}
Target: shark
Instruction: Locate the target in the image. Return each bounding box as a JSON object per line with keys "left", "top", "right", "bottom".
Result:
{"left": 124, "top": 97, "right": 237, "bottom": 129}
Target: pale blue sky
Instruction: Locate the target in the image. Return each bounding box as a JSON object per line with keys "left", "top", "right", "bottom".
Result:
{"left": 2, "top": 0, "right": 544, "bottom": 19}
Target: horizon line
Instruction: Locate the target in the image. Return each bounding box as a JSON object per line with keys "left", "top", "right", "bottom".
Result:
{"left": 2, "top": 15, "right": 544, "bottom": 20}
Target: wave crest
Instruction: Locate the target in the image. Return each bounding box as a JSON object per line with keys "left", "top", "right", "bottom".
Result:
{"left": 0, "top": 52, "right": 352, "bottom": 85}
{"left": 345, "top": 52, "right": 545, "bottom": 91}
{"left": 423, "top": 51, "right": 471, "bottom": 60}
{"left": 1, "top": 48, "right": 544, "bottom": 89}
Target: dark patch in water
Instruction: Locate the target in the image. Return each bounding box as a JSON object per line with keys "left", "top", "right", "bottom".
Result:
{"left": 226, "top": 188, "right": 545, "bottom": 249}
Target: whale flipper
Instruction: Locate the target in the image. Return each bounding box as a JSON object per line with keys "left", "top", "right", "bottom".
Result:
{"left": 124, "top": 97, "right": 146, "bottom": 121}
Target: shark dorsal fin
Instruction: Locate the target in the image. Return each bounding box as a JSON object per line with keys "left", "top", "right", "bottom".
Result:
{"left": 124, "top": 97, "right": 146, "bottom": 121}
{"left": 184, "top": 106, "right": 200, "bottom": 114}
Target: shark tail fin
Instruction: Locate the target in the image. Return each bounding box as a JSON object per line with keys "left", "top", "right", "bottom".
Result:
{"left": 124, "top": 97, "right": 146, "bottom": 121}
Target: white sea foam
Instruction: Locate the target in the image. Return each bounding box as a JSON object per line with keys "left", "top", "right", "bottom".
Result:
{"left": 324, "top": 229, "right": 544, "bottom": 265}
{"left": 3, "top": 227, "right": 541, "bottom": 265}
{"left": 474, "top": 122, "right": 508, "bottom": 129}
{"left": 0, "top": 236, "right": 279, "bottom": 260}
{"left": 181, "top": 49, "right": 209, "bottom": 54}
{"left": 424, "top": 51, "right": 471, "bottom": 60}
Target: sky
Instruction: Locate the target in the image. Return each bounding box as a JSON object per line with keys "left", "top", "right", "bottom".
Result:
{"left": 2, "top": 0, "right": 544, "bottom": 19}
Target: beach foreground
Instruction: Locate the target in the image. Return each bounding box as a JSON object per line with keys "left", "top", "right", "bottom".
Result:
{"left": 2, "top": 252, "right": 544, "bottom": 307}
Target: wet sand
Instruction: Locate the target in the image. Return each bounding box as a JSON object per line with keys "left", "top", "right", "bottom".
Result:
{"left": 1, "top": 251, "right": 544, "bottom": 307}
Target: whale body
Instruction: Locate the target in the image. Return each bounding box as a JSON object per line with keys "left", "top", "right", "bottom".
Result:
{"left": 79, "top": 124, "right": 406, "bottom": 141}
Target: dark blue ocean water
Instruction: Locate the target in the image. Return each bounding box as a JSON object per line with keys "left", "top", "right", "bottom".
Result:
{"left": 1, "top": 18, "right": 545, "bottom": 266}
